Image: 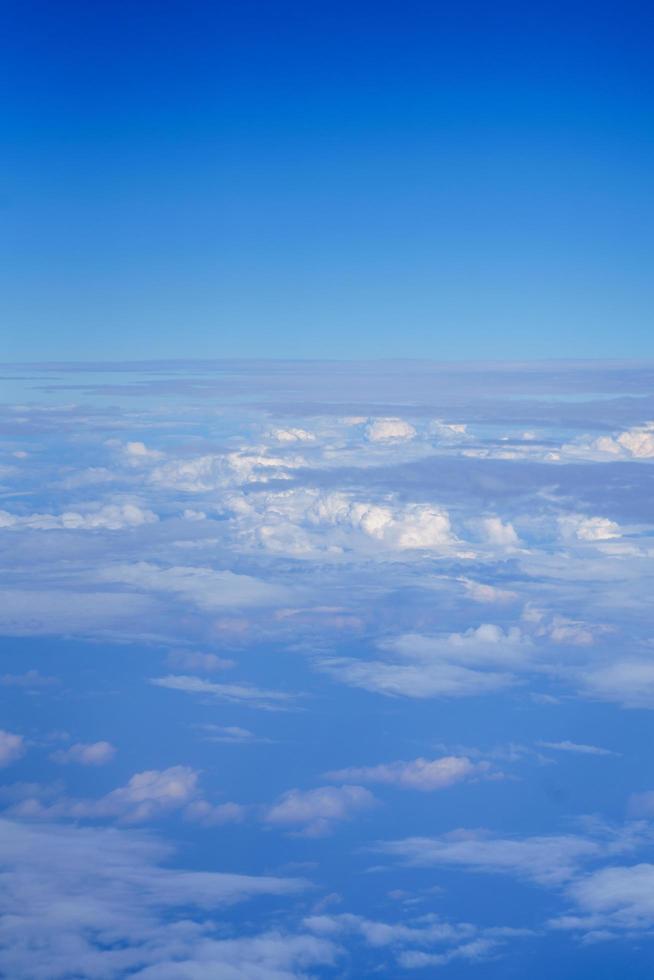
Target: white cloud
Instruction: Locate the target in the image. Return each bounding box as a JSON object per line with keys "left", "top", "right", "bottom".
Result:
{"left": 558, "top": 515, "right": 622, "bottom": 542}
{"left": 51, "top": 741, "right": 117, "bottom": 766}
{"left": 458, "top": 578, "right": 518, "bottom": 604}
{"left": 577, "top": 660, "right": 654, "bottom": 708}
{"left": 265, "top": 785, "right": 376, "bottom": 836}
{"left": 165, "top": 650, "right": 234, "bottom": 672}
{"left": 99, "top": 562, "right": 287, "bottom": 610}
{"left": 555, "top": 863, "right": 654, "bottom": 935}
{"left": 376, "top": 826, "right": 639, "bottom": 886}
{"left": 36, "top": 766, "right": 199, "bottom": 824}
{"left": 0, "top": 818, "right": 316, "bottom": 979}
{"left": 325, "top": 755, "right": 487, "bottom": 791}
{"left": 365, "top": 418, "right": 416, "bottom": 442}
{"left": 151, "top": 674, "right": 296, "bottom": 711}
{"left": 0, "top": 731, "right": 25, "bottom": 767}
{"left": 0, "top": 502, "right": 158, "bottom": 531}
{"left": 537, "top": 741, "right": 617, "bottom": 757}
{"left": 320, "top": 657, "right": 515, "bottom": 700}
{"left": 478, "top": 517, "right": 521, "bottom": 550}
{"left": 563, "top": 422, "right": 654, "bottom": 461}
{"left": 229, "top": 488, "right": 459, "bottom": 557}
{"left": 270, "top": 427, "right": 315, "bottom": 443}
{"left": 123, "top": 441, "right": 164, "bottom": 461}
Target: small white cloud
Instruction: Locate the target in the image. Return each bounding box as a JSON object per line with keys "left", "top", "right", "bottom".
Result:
{"left": 558, "top": 515, "right": 621, "bottom": 542}
{"left": 51, "top": 741, "right": 116, "bottom": 766}
{"left": 478, "top": 517, "right": 521, "bottom": 550}
{"left": 151, "top": 674, "right": 295, "bottom": 711}
{"left": 325, "top": 756, "right": 487, "bottom": 791}
{"left": 265, "top": 784, "right": 376, "bottom": 836}
{"left": 365, "top": 418, "right": 416, "bottom": 442}
{"left": 0, "top": 503, "right": 158, "bottom": 531}
{"left": 0, "top": 730, "right": 25, "bottom": 767}
{"left": 537, "top": 741, "right": 617, "bottom": 757}
{"left": 270, "top": 427, "right": 315, "bottom": 443}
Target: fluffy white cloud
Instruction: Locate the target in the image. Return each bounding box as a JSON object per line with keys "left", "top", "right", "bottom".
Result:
{"left": 229, "top": 488, "right": 458, "bottom": 557}
{"left": 325, "top": 755, "right": 487, "bottom": 791}
{"left": 11, "top": 766, "right": 200, "bottom": 824}
{"left": 0, "top": 730, "right": 25, "bottom": 767}
{"left": 478, "top": 517, "right": 521, "bottom": 549}
{"left": 51, "top": 741, "right": 117, "bottom": 766}
{"left": 365, "top": 418, "right": 416, "bottom": 442}
{"left": 265, "top": 785, "right": 376, "bottom": 836}
{"left": 270, "top": 427, "right": 315, "bottom": 443}
{"left": 558, "top": 515, "right": 622, "bottom": 542}
{"left": 563, "top": 422, "right": 654, "bottom": 461}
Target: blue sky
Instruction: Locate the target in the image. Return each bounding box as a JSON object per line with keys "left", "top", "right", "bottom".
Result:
{"left": 1, "top": 361, "right": 654, "bottom": 977}
{"left": 2, "top": 0, "right": 654, "bottom": 359}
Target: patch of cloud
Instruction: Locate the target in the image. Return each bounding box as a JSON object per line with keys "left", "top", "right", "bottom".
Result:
{"left": 558, "top": 515, "right": 622, "bottom": 542}
{"left": 325, "top": 755, "right": 489, "bottom": 791}
{"left": 0, "top": 502, "right": 157, "bottom": 531}
{"left": 365, "top": 418, "right": 416, "bottom": 442}
{"left": 375, "top": 824, "right": 643, "bottom": 887}
{"left": 265, "top": 785, "right": 376, "bottom": 837}
{"left": 270, "top": 427, "right": 315, "bottom": 443}
{"left": 537, "top": 741, "right": 618, "bottom": 757}
{"left": 0, "top": 731, "right": 26, "bottom": 767}
{"left": 51, "top": 741, "right": 117, "bottom": 766}
{"left": 151, "top": 674, "right": 296, "bottom": 711}
{"left": 0, "top": 817, "right": 316, "bottom": 979}
{"left": 99, "top": 562, "right": 288, "bottom": 610}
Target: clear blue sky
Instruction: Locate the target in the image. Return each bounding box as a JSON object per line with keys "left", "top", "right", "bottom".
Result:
{"left": 2, "top": 0, "right": 653, "bottom": 361}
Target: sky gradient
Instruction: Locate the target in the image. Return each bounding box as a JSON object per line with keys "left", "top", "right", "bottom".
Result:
{"left": 3, "top": 0, "right": 654, "bottom": 360}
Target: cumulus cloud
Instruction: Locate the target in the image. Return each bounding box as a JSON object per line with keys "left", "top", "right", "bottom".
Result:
{"left": 563, "top": 422, "right": 654, "bottom": 461}
{"left": 365, "top": 418, "right": 416, "bottom": 442}
{"left": 270, "top": 427, "right": 315, "bottom": 443}
{"left": 265, "top": 785, "right": 376, "bottom": 836}
{"left": 51, "top": 741, "right": 117, "bottom": 766}
{"left": 229, "top": 488, "right": 459, "bottom": 557}
{"left": 325, "top": 755, "right": 488, "bottom": 791}
{"left": 11, "top": 766, "right": 200, "bottom": 824}
{"left": 558, "top": 515, "right": 622, "bottom": 542}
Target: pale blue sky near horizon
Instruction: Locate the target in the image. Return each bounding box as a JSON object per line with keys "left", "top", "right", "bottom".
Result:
{"left": 2, "top": 0, "right": 653, "bottom": 362}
